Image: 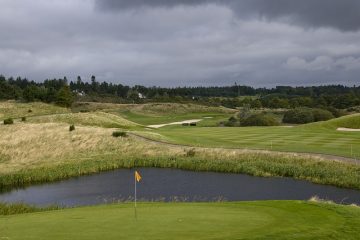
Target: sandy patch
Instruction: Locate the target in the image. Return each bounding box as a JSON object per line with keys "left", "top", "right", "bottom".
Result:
{"left": 337, "top": 127, "right": 360, "bottom": 132}
{"left": 148, "top": 119, "right": 202, "bottom": 128}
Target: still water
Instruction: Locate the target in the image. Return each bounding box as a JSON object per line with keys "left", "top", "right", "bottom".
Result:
{"left": 0, "top": 168, "right": 359, "bottom": 206}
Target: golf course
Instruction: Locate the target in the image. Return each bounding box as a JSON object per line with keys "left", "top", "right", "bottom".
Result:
{"left": 1, "top": 101, "right": 360, "bottom": 239}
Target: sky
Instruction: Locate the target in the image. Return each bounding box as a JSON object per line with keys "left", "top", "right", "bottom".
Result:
{"left": 0, "top": 0, "right": 360, "bottom": 87}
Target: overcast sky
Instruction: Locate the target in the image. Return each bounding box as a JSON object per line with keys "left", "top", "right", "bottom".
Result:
{"left": 1, "top": 0, "right": 360, "bottom": 87}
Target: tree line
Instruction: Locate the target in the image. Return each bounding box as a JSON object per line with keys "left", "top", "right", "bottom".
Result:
{"left": 1, "top": 75, "right": 359, "bottom": 109}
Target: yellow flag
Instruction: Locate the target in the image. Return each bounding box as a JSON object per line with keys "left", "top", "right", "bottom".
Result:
{"left": 135, "top": 171, "right": 142, "bottom": 182}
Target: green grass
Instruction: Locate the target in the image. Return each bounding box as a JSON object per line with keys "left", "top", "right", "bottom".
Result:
{"left": 304, "top": 113, "right": 360, "bottom": 129}
{"left": 152, "top": 121, "right": 360, "bottom": 158}
{"left": 0, "top": 201, "right": 359, "bottom": 240}
{"left": 116, "top": 110, "right": 232, "bottom": 126}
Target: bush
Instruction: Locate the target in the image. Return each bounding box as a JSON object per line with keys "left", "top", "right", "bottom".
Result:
{"left": 190, "top": 122, "right": 197, "bottom": 126}
{"left": 112, "top": 131, "right": 127, "bottom": 137}
{"left": 21, "top": 117, "right": 26, "bottom": 122}
{"left": 241, "top": 114, "right": 279, "bottom": 126}
{"left": 283, "top": 108, "right": 314, "bottom": 124}
{"left": 312, "top": 109, "right": 334, "bottom": 122}
{"left": 69, "top": 125, "right": 75, "bottom": 131}
{"left": 3, "top": 118, "right": 14, "bottom": 125}
{"left": 327, "top": 107, "right": 346, "bottom": 118}
{"left": 28, "top": 109, "right": 32, "bottom": 113}
{"left": 185, "top": 148, "right": 196, "bottom": 157}
{"left": 224, "top": 116, "right": 239, "bottom": 127}
{"left": 283, "top": 108, "right": 336, "bottom": 124}
{"left": 182, "top": 123, "right": 189, "bottom": 126}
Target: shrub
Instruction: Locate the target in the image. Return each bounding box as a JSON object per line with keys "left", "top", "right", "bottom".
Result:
{"left": 190, "top": 122, "right": 197, "bottom": 126}
{"left": 28, "top": 109, "right": 32, "bottom": 113}
{"left": 3, "top": 118, "right": 14, "bottom": 125}
{"left": 112, "top": 131, "right": 127, "bottom": 137}
{"left": 185, "top": 148, "right": 196, "bottom": 157}
{"left": 241, "top": 114, "right": 279, "bottom": 126}
{"left": 283, "top": 108, "right": 314, "bottom": 124}
{"left": 21, "top": 117, "right": 26, "bottom": 122}
{"left": 224, "top": 116, "right": 239, "bottom": 127}
{"left": 69, "top": 125, "right": 75, "bottom": 131}
{"left": 312, "top": 109, "right": 334, "bottom": 122}
{"left": 327, "top": 107, "right": 346, "bottom": 118}
{"left": 182, "top": 123, "right": 189, "bottom": 126}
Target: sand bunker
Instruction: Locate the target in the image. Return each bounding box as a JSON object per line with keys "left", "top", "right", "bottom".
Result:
{"left": 337, "top": 127, "right": 360, "bottom": 132}
{"left": 148, "top": 119, "right": 202, "bottom": 128}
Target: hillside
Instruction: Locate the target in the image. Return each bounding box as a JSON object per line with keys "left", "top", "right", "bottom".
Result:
{"left": 0, "top": 101, "right": 69, "bottom": 120}
{"left": 303, "top": 113, "right": 360, "bottom": 130}
{"left": 28, "top": 112, "right": 140, "bottom": 129}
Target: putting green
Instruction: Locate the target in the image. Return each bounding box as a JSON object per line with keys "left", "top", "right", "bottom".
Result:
{"left": 0, "top": 201, "right": 359, "bottom": 239}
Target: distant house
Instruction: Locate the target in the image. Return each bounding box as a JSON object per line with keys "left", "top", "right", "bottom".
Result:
{"left": 73, "top": 90, "right": 85, "bottom": 96}
{"left": 138, "top": 93, "right": 146, "bottom": 99}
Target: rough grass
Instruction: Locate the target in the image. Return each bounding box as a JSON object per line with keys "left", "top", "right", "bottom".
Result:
{"left": 27, "top": 112, "right": 140, "bottom": 128}
{"left": 0, "top": 202, "right": 60, "bottom": 215}
{"left": 0, "top": 101, "right": 69, "bottom": 120}
{"left": 0, "top": 123, "right": 360, "bottom": 190}
{"left": 0, "top": 201, "right": 359, "bottom": 240}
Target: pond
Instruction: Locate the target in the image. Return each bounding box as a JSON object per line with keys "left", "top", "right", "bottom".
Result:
{"left": 0, "top": 168, "right": 359, "bottom": 206}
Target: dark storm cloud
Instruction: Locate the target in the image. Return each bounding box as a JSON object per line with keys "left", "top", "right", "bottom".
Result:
{"left": 96, "top": 0, "right": 360, "bottom": 31}
{"left": 0, "top": 0, "right": 360, "bottom": 87}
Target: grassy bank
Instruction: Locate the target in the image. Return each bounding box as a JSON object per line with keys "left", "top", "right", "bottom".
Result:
{"left": 0, "top": 201, "right": 359, "bottom": 239}
{"left": 0, "top": 101, "right": 69, "bottom": 120}
{"left": 0, "top": 123, "right": 359, "bottom": 191}
{"left": 27, "top": 111, "right": 140, "bottom": 129}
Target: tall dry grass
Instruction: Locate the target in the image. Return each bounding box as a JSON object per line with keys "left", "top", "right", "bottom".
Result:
{"left": 0, "top": 122, "right": 359, "bottom": 191}
{"left": 0, "top": 101, "right": 69, "bottom": 120}
{"left": 27, "top": 112, "right": 140, "bottom": 128}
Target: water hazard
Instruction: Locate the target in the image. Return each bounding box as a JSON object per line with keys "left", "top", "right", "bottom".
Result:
{"left": 0, "top": 168, "right": 359, "bottom": 206}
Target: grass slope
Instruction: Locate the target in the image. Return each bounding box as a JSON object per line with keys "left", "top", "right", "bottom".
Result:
{"left": 0, "top": 201, "right": 359, "bottom": 240}
{"left": 1, "top": 123, "right": 360, "bottom": 190}
{"left": 107, "top": 102, "right": 235, "bottom": 126}
{"left": 0, "top": 101, "right": 69, "bottom": 120}
{"left": 304, "top": 113, "right": 360, "bottom": 130}
{"left": 153, "top": 119, "right": 360, "bottom": 158}
{"left": 28, "top": 112, "right": 140, "bottom": 128}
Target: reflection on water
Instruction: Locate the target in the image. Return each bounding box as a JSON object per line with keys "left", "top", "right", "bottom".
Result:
{"left": 0, "top": 168, "right": 359, "bottom": 206}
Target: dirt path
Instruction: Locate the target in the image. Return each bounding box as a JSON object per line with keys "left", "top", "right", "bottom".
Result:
{"left": 129, "top": 132, "right": 360, "bottom": 165}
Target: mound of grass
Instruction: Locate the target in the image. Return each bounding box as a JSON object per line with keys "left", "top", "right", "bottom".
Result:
{"left": 0, "top": 202, "right": 59, "bottom": 215}
{"left": 304, "top": 113, "right": 360, "bottom": 129}
{"left": 28, "top": 112, "right": 140, "bottom": 128}
{"left": 0, "top": 101, "right": 69, "bottom": 120}
{"left": 0, "top": 201, "right": 359, "bottom": 239}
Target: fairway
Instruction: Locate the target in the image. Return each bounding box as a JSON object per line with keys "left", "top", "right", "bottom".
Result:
{"left": 1, "top": 201, "right": 359, "bottom": 240}
{"left": 153, "top": 125, "right": 360, "bottom": 158}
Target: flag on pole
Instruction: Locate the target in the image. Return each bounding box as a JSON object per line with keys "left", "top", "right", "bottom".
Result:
{"left": 135, "top": 171, "right": 142, "bottom": 182}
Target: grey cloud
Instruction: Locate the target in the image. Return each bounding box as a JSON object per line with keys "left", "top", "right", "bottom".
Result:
{"left": 0, "top": 0, "right": 359, "bottom": 87}
{"left": 96, "top": 0, "right": 360, "bottom": 31}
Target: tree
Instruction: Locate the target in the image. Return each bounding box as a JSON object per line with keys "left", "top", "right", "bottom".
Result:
{"left": 56, "top": 85, "right": 74, "bottom": 107}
